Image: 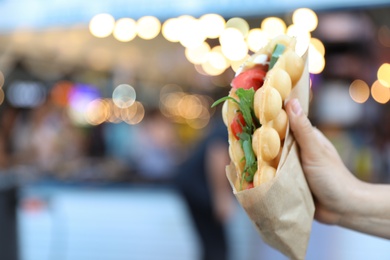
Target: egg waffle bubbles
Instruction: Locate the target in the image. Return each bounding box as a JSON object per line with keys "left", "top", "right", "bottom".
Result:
{"left": 212, "top": 34, "right": 314, "bottom": 260}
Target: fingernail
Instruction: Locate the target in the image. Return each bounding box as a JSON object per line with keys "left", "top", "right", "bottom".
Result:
{"left": 291, "top": 99, "right": 302, "bottom": 116}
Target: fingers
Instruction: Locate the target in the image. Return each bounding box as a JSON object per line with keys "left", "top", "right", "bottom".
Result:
{"left": 285, "top": 98, "right": 321, "bottom": 156}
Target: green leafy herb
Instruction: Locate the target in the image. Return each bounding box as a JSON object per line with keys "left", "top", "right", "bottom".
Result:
{"left": 211, "top": 43, "right": 287, "bottom": 189}
{"left": 235, "top": 88, "right": 256, "bottom": 132}
{"left": 269, "top": 43, "right": 286, "bottom": 70}
{"left": 211, "top": 96, "right": 238, "bottom": 108}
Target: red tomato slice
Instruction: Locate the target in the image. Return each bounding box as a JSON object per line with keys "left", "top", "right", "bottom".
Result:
{"left": 231, "top": 113, "right": 245, "bottom": 140}
{"left": 231, "top": 66, "right": 267, "bottom": 91}
{"left": 246, "top": 182, "right": 254, "bottom": 190}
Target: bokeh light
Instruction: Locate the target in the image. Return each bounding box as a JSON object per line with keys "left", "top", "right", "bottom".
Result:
{"left": 89, "top": 13, "right": 115, "bottom": 38}
{"left": 112, "top": 84, "right": 136, "bottom": 108}
{"left": 308, "top": 45, "right": 325, "bottom": 74}
{"left": 67, "top": 84, "right": 101, "bottom": 126}
{"left": 162, "top": 18, "right": 181, "bottom": 42}
{"left": 85, "top": 98, "right": 110, "bottom": 125}
{"left": 246, "top": 29, "right": 269, "bottom": 52}
{"left": 230, "top": 54, "right": 250, "bottom": 73}
{"left": 349, "top": 79, "right": 370, "bottom": 103}
{"left": 185, "top": 42, "right": 211, "bottom": 64}
{"left": 371, "top": 80, "right": 390, "bottom": 104}
{"left": 201, "top": 60, "right": 226, "bottom": 76}
{"left": 159, "top": 90, "right": 212, "bottom": 128}
{"left": 208, "top": 46, "right": 229, "bottom": 71}
{"left": 178, "top": 15, "right": 206, "bottom": 49}
{"left": 261, "top": 17, "right": 286, "bottom": 39}
{"left": 287, "top": 24, "right": 311, "bottom": 56}
{"left": 7, "top": 81, "right": 46, "bottom": 108}
{"left": 178, "top": 94, "right": 203, "bottom": 119}
{"left": 51, "top": 80, "right": 74, "bottom": 107}
{"left": 113, "top": 18, "right": 137, "bottom": 42}
{"left": 292, "top": 8, "right": 318, "bottom": 32}
{"left": 220, "top": 28, "right": 248, "bottom": 61}
{"left": 377, "top": 63, "right": 390, "bottom": 87}
{"left": 226, "top": 17, "right": 250, "bottom": 38}
{"left": 310, "top": 38, "right": 326, "bottom": 56}
{"left": 136, "top": 16, "right": 161, "bottom": 40}
{"left": 199, "top": 13, "right": 225, "bottom": 39}
{"left": 123, "top": 101, "right": 145, "bottom": 124}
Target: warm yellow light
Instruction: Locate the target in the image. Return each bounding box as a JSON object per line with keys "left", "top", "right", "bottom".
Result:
{"left": 371, "top": 80, "right": 390, "bottom": 104}
{"left": 106, "top": 99, "right": 122, "bottom": 123}
{"left": 230, "top": 54, "right": 250, "bottom": 72}
{"left": 349, "top": 80, "right": 370, "bottom": 103}
{"left": 308, "top": 45, "right": 325, "bottom": 74}
{"left": 292, "top": 8, "right": 318, "bottom": 32}
{"left": 310, "top": 38, "right": 325, "bottom": 56}
{"left": 178, "top": 16, "right": 206, "bottom": 49}
{"left": 221, "top": 41, "right": 248, "bottom": 61}
{"left": 199, "top": 13, "right": 225, "bottom": 39}
{"left": 124, "top": 101, "right": 145, "bottom": 125}
{"left": 209, "top": 46, "right": 229, "bottom": 70}
{"left": 287, "top": 24, "right": 311, "bottom": 56}
{"left": 137, "top": 16, "right": 161, "bottom": 40}
{"left": 186, "top": 115, "right": 210, "bottom": 129}
{"left": 377, "top": 63, "right": 390, "bottom": 87}
{"left": 219, "top": 27, "right": 244, "bottom": 45}
{"left": 89, "top": 13, "right": 115, "bottom": 38}
{"left": 261, "top": 17, "right": 286, "bottom": 39}
{"left": 246, "top": 29, "right": 269, "bottom": 52}
{"left": 219, "top": 28, "right": 248, "bottom": 61}
{"left": 162, "top": 18, "right": 180, "bottom": 42}
{"left": 201, "top": 60, "right": 225, "bottom": 76}
{"left": 113, "top": 18, "right": 137, "bottom": 42}
{"left": 226, "top": 17, "right": 250, "bottom": 38}
{"left": 185, "top": 42, "right": 211, "bottom": 64}
{"left": 178, "top": 95, "right": 203, "bottom": 119}
{"left": 120, "top": 102, "right": 138, "bottom": 122}
{"left": 85, "top": 99, "right": 110, "bottom": 125}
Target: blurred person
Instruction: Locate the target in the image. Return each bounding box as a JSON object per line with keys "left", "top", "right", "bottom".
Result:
{"left": 174, "top": 111, "right": 235, "bottom": 260}
{"left": 3, "top": 94, "right": 86, "bottom": 176}
{"left": 285, "top": 98, "right": 390, "bottom": 239}
{"left": 0, "top": 105, "right": 18, "bottom": 169}
{"left": 135, "top": 109, "right": 179, "bottom": 183}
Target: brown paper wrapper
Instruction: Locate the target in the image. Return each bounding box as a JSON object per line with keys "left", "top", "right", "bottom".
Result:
{"left": 226, "top": 50, "right": 314, "bottom": 260}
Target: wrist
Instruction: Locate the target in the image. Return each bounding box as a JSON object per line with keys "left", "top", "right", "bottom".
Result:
{"left": 337, "top": 177, "right": 375, "bottom": 225}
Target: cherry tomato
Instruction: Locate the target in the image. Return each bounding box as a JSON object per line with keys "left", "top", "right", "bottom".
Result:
{"left": 231, "top": 65, "right": 267, "bottom": 91}
{"left": 231, "top": 113, "right": 245, "bottom": 140}
{"left": 246, "top": 182, "right": 254, "bottom": 190}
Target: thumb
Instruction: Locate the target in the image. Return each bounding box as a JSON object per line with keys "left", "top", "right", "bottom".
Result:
{"left": 285, "top": 98, "right": 320, "bottom": 156}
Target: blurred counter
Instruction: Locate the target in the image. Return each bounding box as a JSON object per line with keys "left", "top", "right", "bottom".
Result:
{"left": 16, "top": 181, "right": 390, "bottom": 260}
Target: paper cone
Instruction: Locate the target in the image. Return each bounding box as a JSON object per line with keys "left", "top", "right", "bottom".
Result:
{"left": 226, "top": 49, "right": 315, "bottom": 260}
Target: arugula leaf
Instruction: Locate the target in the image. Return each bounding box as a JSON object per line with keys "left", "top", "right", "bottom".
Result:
{"left": 211, "top": 96, "right": 239, "bottom": 108}
{"left": 235, "top": 88, "right": 255, "bottom": 132}
{"left": 212, "top": 88, "right": 259, "bottom": 188}
{"left": 269, "top": 44, "right": 286, "bottom": 70}
{"left": 241, "top": 139, "right": 257, "bottom": 182}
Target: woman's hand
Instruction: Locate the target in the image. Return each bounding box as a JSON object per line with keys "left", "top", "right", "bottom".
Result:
{"left": 286, "top": 99, "right": 390, "bottom": 239}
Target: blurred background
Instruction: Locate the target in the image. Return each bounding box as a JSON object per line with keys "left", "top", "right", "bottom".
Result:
{"left": 0, "top": 0, "right": 390, "bottom": 259}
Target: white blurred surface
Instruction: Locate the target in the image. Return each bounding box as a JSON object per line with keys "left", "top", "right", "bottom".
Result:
{"left": 18, "top": 185, "right": 390, "bottom": 260}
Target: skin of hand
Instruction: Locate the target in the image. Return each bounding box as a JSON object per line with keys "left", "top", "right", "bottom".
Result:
{"left": 285, "top": 98, "right": 390, "bottom": 239}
